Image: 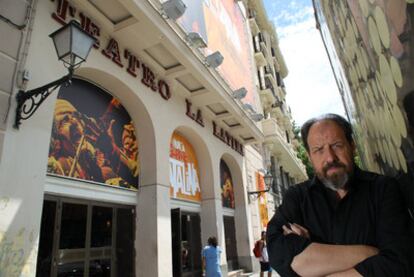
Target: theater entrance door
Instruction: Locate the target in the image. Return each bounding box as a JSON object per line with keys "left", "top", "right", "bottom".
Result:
{"left": 171, "top": 208, "right": 202, "bottom": 277}
{"left": 223, "top": 216, "right": 238, "bottom": 270}
{"left": 36, "top": 196, "right": 135, "bottom": 277}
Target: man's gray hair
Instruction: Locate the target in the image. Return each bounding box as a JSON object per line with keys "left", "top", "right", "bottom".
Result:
{"left": 300, "top": 113, "right": 353, "bottom": 152}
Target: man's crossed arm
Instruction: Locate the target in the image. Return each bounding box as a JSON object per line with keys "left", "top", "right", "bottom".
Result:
{"left": 283, "top": 223, "right": 378, "bottom": 277}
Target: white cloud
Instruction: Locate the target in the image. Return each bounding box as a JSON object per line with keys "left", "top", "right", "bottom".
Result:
{"left": 271, "top": 6, "right": 345, "bottom": 126}
{"left": 275, "top": 6, "right": 314, "bottom": 29}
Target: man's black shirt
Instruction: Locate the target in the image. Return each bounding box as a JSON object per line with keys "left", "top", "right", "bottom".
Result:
{"left": 267, "top": 167, "right": 413, "bottom": 276}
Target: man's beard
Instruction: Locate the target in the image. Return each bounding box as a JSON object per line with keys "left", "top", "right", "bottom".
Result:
{"left": 317, "top": 161, "right": 351, "bottom": 191}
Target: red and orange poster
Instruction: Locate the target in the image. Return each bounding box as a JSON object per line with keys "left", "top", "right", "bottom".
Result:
{"left": 169, "top": 132, "right": 201, "bottom": 202}
{"left": 256, "top": 171, "right": 269, "bottom": 228}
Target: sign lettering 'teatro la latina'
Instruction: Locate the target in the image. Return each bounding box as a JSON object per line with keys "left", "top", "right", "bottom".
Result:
{"left": 50, "top": 0, "right": 244, "bottom": 156}
{"left": 50, "top": 0, "right": 171, "bottom": 101}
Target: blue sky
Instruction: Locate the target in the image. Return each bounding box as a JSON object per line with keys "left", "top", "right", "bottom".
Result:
{"left": 262, "top": 0, "right": 345, "bottom": 125}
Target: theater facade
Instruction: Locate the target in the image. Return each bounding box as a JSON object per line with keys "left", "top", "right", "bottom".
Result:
{"left": 0, "top": 0, "right": 307, "bottom": 276}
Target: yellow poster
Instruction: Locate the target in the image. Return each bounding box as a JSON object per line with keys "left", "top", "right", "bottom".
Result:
{"left": 169, "top": 132, "right": 201, "bottom": 202}
{"left": 256, "top": 172, "right": 269, "bottom": 228}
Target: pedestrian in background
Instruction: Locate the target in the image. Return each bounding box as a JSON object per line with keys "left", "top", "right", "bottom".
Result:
{"left": 256, "top": 231, "right": 272, "bottom": 277}
{"left": 202, "top": 236, "right": 222, "bottom": 277}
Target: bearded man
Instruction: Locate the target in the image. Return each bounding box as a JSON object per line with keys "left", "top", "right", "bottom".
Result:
{"left": 267, "top": 114, "right": 413, "bottom": 277}
{"left": 48, "top": 99, "right": 103, "bottom": 181}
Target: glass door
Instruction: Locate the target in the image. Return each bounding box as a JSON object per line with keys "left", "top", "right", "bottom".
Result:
{"left": 223, "top": 216, "right": 238, "bottom": 271}
{"left": 36, "top": 197, "right": 135, "bottom": 277}
{"left": 56, "top": 202, "right": 88, "bottom": 276}
{"left": 171, "top": 209, "right": 202, "bottom": 277}
{"left": 171, "top": 208, "right": 182, "bottom": 277}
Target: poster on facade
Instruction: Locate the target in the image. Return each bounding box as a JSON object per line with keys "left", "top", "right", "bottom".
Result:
{"left": 47, "top": 79, "right": 139, "bottom": 190}
{"left": 256, "top": 172, "right": 269, "bottom": 228}
{"left": 220, "top": 160, "right": 235, "bottom": 208}
{"left": 170, "top": 132, "right": 201, "bottom": 202}
{"left": 178, "top": 0, "right": 258, "bottom": 107}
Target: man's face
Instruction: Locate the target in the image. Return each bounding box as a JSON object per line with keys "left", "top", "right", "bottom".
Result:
{"left": 222, "top": 179, "right": 233, "bottom": 198}
{"left": 122, "top": 129, "right": 137, "bottom": 154}
{"left": 307, "top": 120, "right": 355, "bottom": 190}
{"left": 55, "top": 110, "right": 84, "bottom": 142}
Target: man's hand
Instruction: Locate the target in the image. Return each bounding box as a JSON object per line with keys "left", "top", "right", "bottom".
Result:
{"left": 291, "top": 243, "right": 379, "bottom": 277}
{"left": 282, "top": 223, "right": 310, "bottom": 239}
{"left": 326, "top": 268, "right": 362, "bottom": 277}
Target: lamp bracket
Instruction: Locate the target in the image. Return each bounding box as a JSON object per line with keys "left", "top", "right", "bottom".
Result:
{"left": 14, "top": 71, "right": 73, "bottom": 129}
{"left": 247, "top": 188, "right": 270, "bottom": 195}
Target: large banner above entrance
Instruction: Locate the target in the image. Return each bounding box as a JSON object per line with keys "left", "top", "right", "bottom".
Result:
{"left": 178, "top": 0, "right": 258, "bottom": 107}
{"left": 169, "top": 132, "right": 201, "bottom": 202}
{"left": 256, "top": 172, "right": 269, "bottom": 228}
{"left": 47, "top": 79, "right": 139, "bottom": 190}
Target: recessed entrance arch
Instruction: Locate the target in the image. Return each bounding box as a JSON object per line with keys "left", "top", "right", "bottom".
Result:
{"left": 168, "top": 126, "right": 213, "bottom": 277}
{"left": 220, "top": 153, "right": 255, "bottom": 271}
{"left": 36, "top": 66, "right": 160, "bottom": 277}
{"left": 220, "top": 154, "right": 243, "bottom": 271}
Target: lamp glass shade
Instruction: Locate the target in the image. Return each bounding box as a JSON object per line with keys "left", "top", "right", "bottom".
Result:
{"left": 50, "top": 20, "right": 96, "bottom": 68}
{"left": 50, "top": 25, "right": 71, "bottom": 62}
{"left": 263, "top": 172, "right": 273, "bottom": 187}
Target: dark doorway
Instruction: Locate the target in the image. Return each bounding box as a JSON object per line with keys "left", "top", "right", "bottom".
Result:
{"left": 36, "top": 196, "right": 135, "bottom": 277}
{"left": 171, "top": 209, "right": 202, "bottom": 277}
{"left": 223, "top": 216, "right": 239, "bottom": 271}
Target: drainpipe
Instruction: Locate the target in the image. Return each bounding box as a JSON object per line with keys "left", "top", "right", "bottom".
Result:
{"left": 2, "top": 0, "right": 38, "bottom": 123}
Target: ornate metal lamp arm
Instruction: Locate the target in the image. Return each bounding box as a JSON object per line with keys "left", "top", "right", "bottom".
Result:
{"left": 247, "top": 187, "right": 270, "bottom": 195}
{"left": 14, "top": 71, "right": 73, "bottom": 129}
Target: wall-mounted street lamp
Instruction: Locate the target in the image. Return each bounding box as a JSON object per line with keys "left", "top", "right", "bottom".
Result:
{"left": 205, "top": 51, "right": 224, "bottom": 68}
{"left": 14, "top": 20, "right": 96, "bottom": 129}
{"left": 186, "top": 32, "right": 207, "bottom": 48}
{"left": 250, "top": 113, "right": 264, "bottom": 122}
{"left": 161, "top": 0, "right": 187, "bottom": 20}
{"left": 243, "top": 103, "right": 264, "bottom": 122}
{"left": 247, "top": 171, "right": 273, "bottom": 197}
{"left": 232, "top": 87, "right": 247, "bottom": 100}
{"left": 243, "top": 103, "right": 255, "bottom": 112}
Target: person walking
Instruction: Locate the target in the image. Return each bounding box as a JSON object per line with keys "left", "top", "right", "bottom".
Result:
{"left": 202, "top": 236, "right": 222, "bottom": 277}
{"left": 256, "top": 231, "right": 272, "bottom": 277}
